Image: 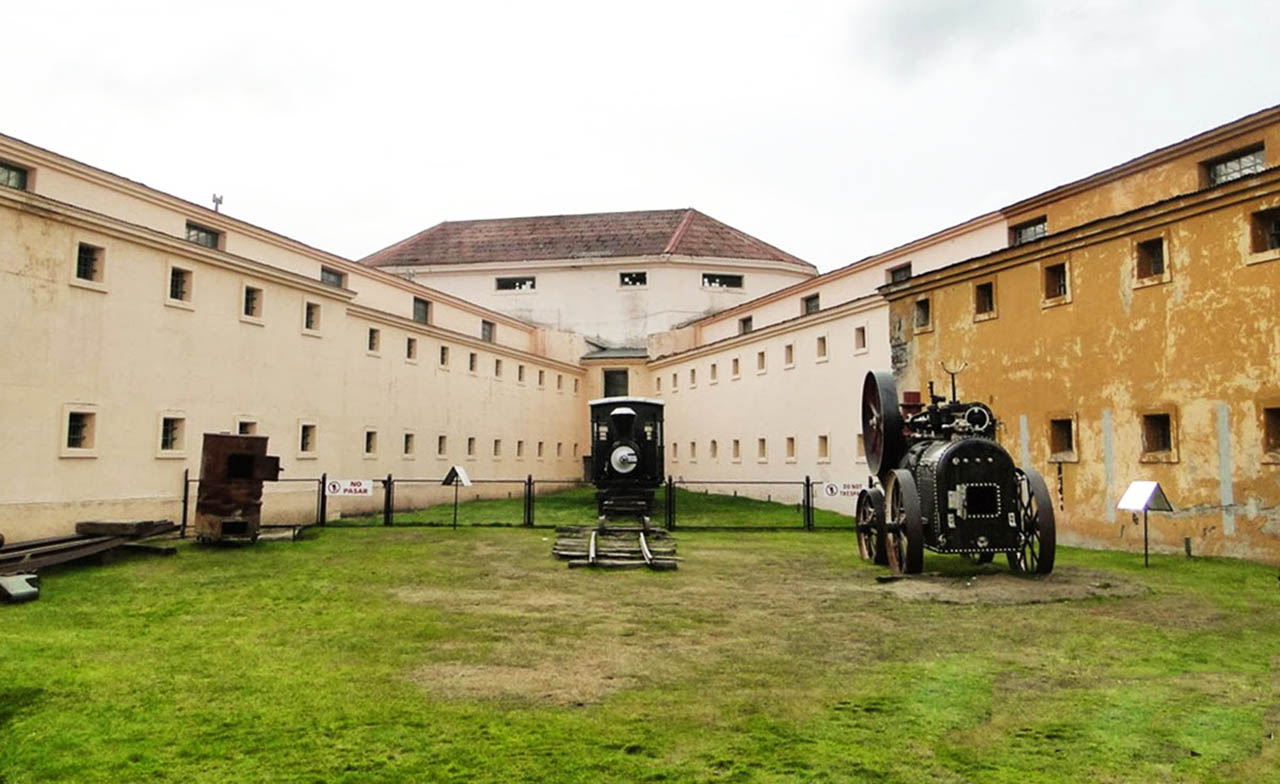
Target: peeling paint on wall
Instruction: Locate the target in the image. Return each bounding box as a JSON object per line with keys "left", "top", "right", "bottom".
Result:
{"left": 1217, "top": 402, "right": 1236, "bottom": 535}
{"left": 1102, "top": 408, "right": 1116, "bottom": 524}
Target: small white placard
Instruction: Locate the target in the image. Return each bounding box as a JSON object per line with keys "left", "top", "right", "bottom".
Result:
{"left": 326, "top": 479, "right": 374, "bottom": 497}
{"left": 1117, "top": 480, "right": 1173, "bottom": 512}
{"left": 823, "top": 481, "right": 864, "bottom": 498}
{"left": 443, "top": 465, "right": 473, "bottom": 487}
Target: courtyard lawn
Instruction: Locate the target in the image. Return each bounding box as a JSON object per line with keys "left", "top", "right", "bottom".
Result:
{"left": 0, "top": 493, "right": 1277, "bottom": 782}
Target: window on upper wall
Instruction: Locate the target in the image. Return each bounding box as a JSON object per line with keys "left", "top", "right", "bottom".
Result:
{"left": 710, "top": 440, "right": 718, "bottom": 459}
{"left": 816, "top": 336, "right": 828, "bottom": 359}
{"left": 468, "top": 352, "right": 477, "bottom": 372}
{"left": 802, "top": 294, "right": 820, "bottom": 315}
{"left": 75, "top": 243, "right": 104, "bottom": 283}
{"left": 364, "top": 430, "right": 378, "bottom": 456}
{"left": 1010, "top": 217, "right": 1047, "bottom": 247}
{"left": 186, "top": 222, "right": 221, "bottom": 249}
{"left": 516, "top": 440, "right": 525, "bottom": 458}
{"left": 784, "top": 344, "right": 795, "bottom": 366}
{"left": 757, "top": 438, "right": 767, "bottom": 461}
{"left": 974, "top": 281, "right": 996, "bottom": 318}
{"left": 467, "top": 437, "right": 476, "bottom": 456}
{"left": 1049, "top": 417, "right": 1076, "bottom": 462}
{"left": 1249, "top": 208, "right": 1280, "bottom": 253}
{"left": 1140, "top": 411, "right": 1178, "bottom": 462}
{"left": 367, "top": 328, "right": 381, "bottom": 353}
{"left": 817, "top": 435, "right": 829, "bottom": 460}
{"left": 887, "top": 263, "right": 912, "bottom": 283}
{"left": 243, "top": 285, "right": 263, "bottom": 318}
{"left": 854, "top": 325, "right": 868, "bottom": 353}
{"left": 556, "top": 374, "right": 563, "bottom": 390}
{"left": 320, "top": 266, "right": 346, "bottom": 288}
{"left": 603, "top": 370, "right": 628, "bottom": 397}
{"left": 620, "top": 271, "right": 647, "bottom": 287}
{"left": 304, "top": 302, "right": 321, "bottom": 331}
{"left": 538, "top": 369, "right": 545, "bottom": 387}
{"left": 437, "top": 435, "right": 447, "bottom": 456}
{"left": 671, "top": 372, "right": 678, "bottom": 390}
{"left": 1, "top": 161, "right": 29, "bottom": 190}
{"left": 494, "top": 359, "right": 503, "bottom": 377}
{"left": 689, "top": 368, "right": 697, "bottom": 386}
{"left": 785, "top": 436, "right": 796, "bottom": 460}
{"left": 756, "top": 350, "right": 766, "bottom": 372}
{"left": 709, "top": 363, "right": 718, "bottom": 382}
{"left": 739, "top": 316, "right": 753, "bottom": 335}
{"left": 496, "top": 276, "right": 535, "bottom": 291}
{"left": 159, "top": 416, "right": 185, "bottom": 453}
{"left": 1043, "top": 262, "right": 1069, "bottom": 301}
{"left": 493, "top": 439, "right": 502, "bottom": 457}
{"left": 168, "top": 266, "right": 193, "bottom": 303}
{"left": 481, "top": 320, "right": 495, "bottom": 342}
{"left": 406, "top": 337, "right": 417, "bottom": 360}
{"left": 66, "top": 410, "right": 96, "bottom": 451}
{"left": 517, "top": 364, "right": 525, "bottom": 383}
{"left": 537, "top": 441, "right": 544, "bottom": 458}
{"left": 731, "top": 357, "right": 740, "bottom": 377}
{"left": 1136, "top": 238, "right": 1165, "bottom": 280}
{"left": 703, "top": 273, "right": 744, "bottom": 289}
{"left": 1205, "top": 145, "right": 1265, "bottom": 186}
{"left": 731, "top": 439, "right": 741, "bottom": 460}
{"left": 439, "top": 345, "right": 449, "bottom": 366}
{"left": 404, "top": 433, "right": 415, "bottom": 456}
{"left": 299, "top": 423, "right": 317, "bottom": 454}
{"left": 1263, "top": 407, "right": 1280, "bottom": 461}
{"left": 689, "top": 441, "right": 696, "bottom": 460}
{"left": 914, "top": 297, "right": 932, "bottom": 330}
{"left": 237, "top": 420, "right": 257, "bottom": 435}
{"left": 413, "top": 297, "right": 430, "bottom": 324}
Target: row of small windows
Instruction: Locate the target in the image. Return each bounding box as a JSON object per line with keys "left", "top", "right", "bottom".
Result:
{"left": 656, "top": 326, "right": 868, "bottom": 393}
{"left": 913, "top": 208, "right": 1280, "bottom": 330}
{"left": 490, "top": 271, "right": 731, "bottom": 291}
{"left": 668, "top": 435, "right": 833, "bottom": 463}
{"left": 735, "top": 293, "right": 824, "bottom": 336}
{"left": 1044, "top": 408, "right": 1280, "bottom": 464}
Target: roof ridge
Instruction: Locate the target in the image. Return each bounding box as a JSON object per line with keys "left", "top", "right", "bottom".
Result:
{"left": 663, "top": 208, "right": 697, "bottom": 254}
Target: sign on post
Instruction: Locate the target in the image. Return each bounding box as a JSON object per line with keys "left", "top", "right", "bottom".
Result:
{"left": 442, "top": 465, "right": 473, "bottom": 487}
{"left": 822, "top": 481, "right": 864, "bottom": 499}
{"left": 325, "top": 479, "right": 374, "bottom": 497}
{"left": 1117, "top": 480, "right": 1174, "bottom": 567}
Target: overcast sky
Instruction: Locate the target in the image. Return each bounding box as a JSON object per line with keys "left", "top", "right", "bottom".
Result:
{"left": 6, "top": 1, "right": 1277, "bottom": 271}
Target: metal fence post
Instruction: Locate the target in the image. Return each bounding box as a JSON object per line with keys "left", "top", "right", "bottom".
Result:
{"left": 803, "top": 475, "right": 814, "bottom": 531}
{"left": 180, "top": 468, "right": 190, "bottom": 539}
{"left": 383, "top": 473, "right": 393, "bottom": 526}
{"left": 665, "top": 475, "right": 676, "bottom": 530}
{"left": 523, "top": 474, "right": 534, "bottom": 527}
{"left": 317, "top": 472, "right": 327, "bottom": 526}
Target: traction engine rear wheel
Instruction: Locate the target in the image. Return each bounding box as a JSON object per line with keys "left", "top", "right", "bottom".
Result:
{"left": 1008, "top": 467, "right": 1056, "bottom": 575}
{"left": 861, "top": 371, "right": 907, "bottom": 478}
{"left": 885, "top": 469, "right": 924, "bottom": 575}
{"left": 855, "top": 488, "right": 887, "bottom": 564}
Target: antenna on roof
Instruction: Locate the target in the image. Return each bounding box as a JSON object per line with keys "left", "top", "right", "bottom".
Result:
{"left": 212, "top": 194, "right": 223, "bottom": 213}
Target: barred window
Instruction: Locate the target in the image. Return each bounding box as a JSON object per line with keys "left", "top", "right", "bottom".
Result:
{"left": 0, "top": 161, "right": 28, "bottom": 190}
{"left": 413, "top": 297, "right": 430, "bottom": 324}
{"left": 76, "top": 243, "right": 103, "bottom": 282}
{"left": 320, "top": 266, "right": 346, "bottom": 287}
{"left": 186, "top": 222, "right": 220, "bottom": 249}
{"left": 1011, "top": 217, "right": 1047, "bottom": 247}
{"left": 620, "top": 271, "right": 647, "bottom": 287}
{"left": 703, "top": 273, "right": 743, "bottom": 289}
{"left": 1206, "top": 147, "right": 1265, "bottom": 186}
{"left": 496, "top": 276, "right": 535, "bottom": 291}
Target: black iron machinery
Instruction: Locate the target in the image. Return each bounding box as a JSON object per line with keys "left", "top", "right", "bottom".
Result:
{"left": 589, "top": 396, "right": 665, "bottom": 523}
{"left": 856, "top": 370, "right": 1055, "bottom": 575}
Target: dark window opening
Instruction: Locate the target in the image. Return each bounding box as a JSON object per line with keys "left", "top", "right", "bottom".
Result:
{"left": 1136, "top": 238, "right": 1165, "bottom": 279}
{"left": 304, "top": 302, "right": 320, "bottom": 330}
{"left": 1251, "top": 208, "right": 1280, "bottom": 253}
{"left": 468, "top": 352, "right": 477, "bottom": 372}
{"left": 1264, "top": 407, "right": 1280, "bottom": 456}
{"left": 1044, "top": 263, "right": 1067, "bottom": 299}
{"left": 620, "top": 271, "right": 647, "bottom": 286}
{"left": 243, "top": 286, "right": 262, "bottom": 317}
{"left": 320, "top": 266, "right": 346, "bottom": 287}
{"left": 703, "top": 273, "right": 743, "bottom": 289}
{"left": 364, "top": 431, "right": 377, "bottom": 454}
{"left": 368, "top": 328, "right": 380, "bottom": 352}
{"left": 603, "top": 369, "right": 629, "bottom": 397}
{"left": 404, "top": 433, "right": 415, "bottom": 455}
{"left": 186, "top": 222, "right": 220, "bottom": 249}
{"left": 1206, "top": 145, "right": 1265, "bottom": 186}
{"left": 440, "top": 346, "right": 449, "bottom": 365}
{"left": 161, "top": 417, "right": 183, "bottom": 451}
{"left": 300, "top": 424, "right": 316, "bottom": 452}
{"left": 975, "top": 282, "right": 995, "bottom": 315}
{"left": 76, "top": 243, "right": 102, "bottom": 282}
{"left": 496, "top": 276, "right": 535, "bottom": 291}
{"left": 1050, "top": 418, "right": 1074, "bottom": 457}
{"left": 406, "top": 337, "right": 417, "bottom": 359}
{"left": 738, "top": 316, "right": 753, "bottom": 335}
{"left": 1, "top": 161, "right": 29, "bottom": 190}
{"left": 413, "top": 297, "right": 430, "bottom": 324}
{"left": 1011, "top": 217, "right": 1047, "bottom": 247}
{"left": 914, "top": 298, "right": 931, "bottom": 328}
{"left": 802, "top": 294, "right": 820, "bottom": 315}
{"left": 169, "top": 267, "right": 191, "bottom": 301}
{"left": 237, "top": 421, "right": 257, "bottom": 435}
{"left": 888, "top": 263, "right": 912, "bottom": 283}
{"left": 1142, "top": 413, "right": 1173, "bottom": 453}
{"left": 480, "top": 320, "right": 495, "bottom": 342}
{"left": 67, "top": 412, "right": 92, "bottom": 449}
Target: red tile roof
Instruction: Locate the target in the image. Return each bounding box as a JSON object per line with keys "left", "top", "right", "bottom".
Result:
{"left": 359, "top": 208, "right": 814, "bottom": 270}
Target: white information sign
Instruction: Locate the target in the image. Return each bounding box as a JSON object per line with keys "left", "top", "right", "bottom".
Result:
{"left": 442, "top": 465, "right": 473, "bottom": 487}
{"left": 326, "top": 479, "right": 374, "bottom": 497}
{"left": 1117, "top": 481, "right": 1173, "bottom": 512}
{"left": 823, "top": 481, "right": 864, "bottom": 499}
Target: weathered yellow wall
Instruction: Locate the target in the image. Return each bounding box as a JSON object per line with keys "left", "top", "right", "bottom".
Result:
{"left": 891, "top": 169, "right": 1280, "bottom": 563}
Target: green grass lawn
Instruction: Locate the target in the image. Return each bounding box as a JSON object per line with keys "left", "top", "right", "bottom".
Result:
{"left": 343, "top": 485, "right": 853, "bottom": 529}
{"left": 1, "top": 491, "right": 1277, "bottom": 783}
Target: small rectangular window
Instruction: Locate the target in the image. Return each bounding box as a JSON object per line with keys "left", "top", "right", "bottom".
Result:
{"left": 364, "top": 430, "right": 378, "bottom": 455}
{"left": 655, "top": 376, "right": 662, "bottom": 393}
{"left": 1010, "top": 217, "right": 1047, "bottom": 246}
{"left": 816, "top": 335, "right": 828, "bottom": 359}
{"left": 537, "top": 441, "right": 545, "bottom": 458}
{"left": 1264, "top": 407, "right": 1280, "bottom": 459}
{"left": 1044, "top": 262, "right": 1068, "bottom": 300}
{"left": 556, "top": 374, "right": 563, "bottom": 390}
{"left": 404, "top": 433, "right": 415, "bottom": 456}
{"left": 785, "top": 436, "right": 796, "bottom": 459}
{"left": 818, "top": 435, "right": 829, "bottom": 459}
{"left": 440, "top": 345, "right": 450, "bottom": 366}
{"left": 169, "top": 267, "right": 192, "bottom": 302}
{"left": 975, "top": 281, "right": 995, "bottom": 316}
{"left": 603, "top": 369, "right": 629, "bottom": 397}
{"left": 672, "top": 372, "right": 678, "bottom": 390}
{"left": 1142, "top": 413, "right": 1172, "bottom": 454}
{"left": 243, "top": 285, "right": 263, "bottom": 318}
{"left": 620, "top": 271, "right": 647, "bottom": 287}
{"left": 518, "top": 364, "right": 526, "bottom": 382}
{"left": 368, "top": 328, "right": 381, "bottom": 353}
{"left": 671, "top": 442, "right": 678, "bottom": 460}
{"left": 1, "top": 161, "right": 29, "bottom": 190}
{"left": 495, "top": 359, "right": 503, "bottom": 377}
{"left": 467, "top": 437, "right": 476, "bottom": 456}
{"left": 186, "top": 222, "right": 220, "bottom": 249}
{"left": 689, "top": 441, "right": 697, "bottom": 460}
{"left": 320, "top": 266, "right": 346, "bottom": 287}
{"left": 573, "top": 378, "right": 580, "bottom": 393}
{"left": 1049, "top": 418, "right": 1075, "bottom": 461}
{"left": 406, "top": 336, "right": 417, "bottom": 360}
{"left": 1136, "top": 238, "right": 1165, "bottom": 280}
{"left": 468, "top": 352, "right": 477, "bottom": 372}
{"left": 493, "top": 439, "right": 502, "bottom": 457}
{"left": 757, "top": 350, "right": 766, "bottom": 372}
{"left": 784, "top": 344, "right": 794, "bottom": 366}
{"left": 300, "top": 424, "right": 317, "bottom": 453}
{"left": 237, "top": 420, "right": 257, "bottom": 435}
{"left": 854, "top": 326, "right": 867, "bottom": 351}
{"left": 739, "top": 316, "right": 753, "bottom": 335}
{"left": 732, "top": 357, "right": 740, "bottom": 377}
{"left": 481, "top": 320, "right": 495, "bottom": 342}
{"left": 732, "top": 439, "right": 741, "bottom": 460}
{"left": 304, "top": 302, "right": 321, "bottom": 331}
{"left": 914, "top": 298, "right": 931, "bottom": 329}
{"left": 1206, "top": 146, "right": 1265, "bottom": 186}
{"left": 76, "top": 243, "right": 104, "bottom": 282}
{"left": 517, "top": 440, "right": 525, "bottom": 458}
{"left": 66, "top": 411, "right": 95, "bottom": 450}
{"left": 413, "top": 297, "right": 430, "bottom": 324}
{"left": 710, "top": 440, "right": 718, "bottom": 459}
{"left": 801, "top": 293, "right": 820, "bottom": 315}
{"left": 888, "top": 263, "right": 912, "bottom": 283}
{"left": 703, "top": 273, "right": 743, "bottom": 289}
{"left": 757, "top": 438, "right": 767, "bottom": 461}
{"left": 437, "top": 435, "right": 447, "bottom": 456}
{"left": 160, "top": 416, "right": 185, "bottom": 452}
{"left": 710, "top": 363, "right": 718, "bottom": 381}
{"left": 1250, "top": 208, "right": 1280, "bottom": 253}
{"left": 689, "top": 368, "right": 697, "bottom": 386}
{"left": 496, "top": 276, "right": 535, "bottom": 291}
{"left": 538, "top": 369, "right": 545, "bottom": 387}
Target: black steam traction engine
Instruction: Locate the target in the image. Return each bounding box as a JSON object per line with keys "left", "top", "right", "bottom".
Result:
{"left": 855, "top": 370, "right": 1055, "bottom": 575}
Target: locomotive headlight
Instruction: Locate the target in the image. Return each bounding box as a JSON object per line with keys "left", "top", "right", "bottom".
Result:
{"left": 610, "top": 444, "right": 639, "bottom": 474}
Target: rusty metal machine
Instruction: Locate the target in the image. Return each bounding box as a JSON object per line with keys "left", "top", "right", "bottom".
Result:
{"left": 856, "top": 370, "right": 1055, "bottom": 575}
{"left": 194, "top": 433, "right": 281, "bottom": 544}
{"left": 590, "top": 397, "right": 664, "bottom": 522}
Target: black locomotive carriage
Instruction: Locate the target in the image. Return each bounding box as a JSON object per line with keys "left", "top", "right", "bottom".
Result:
{"left": 856, "top": 370, "right": 1056, "bottom": 575}
{"left": 590, "top": 397, "right": 665, "bottom": 522}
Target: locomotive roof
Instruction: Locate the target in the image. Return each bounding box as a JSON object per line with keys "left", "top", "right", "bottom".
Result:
{"left": 588, "top": 396, "right": 665, "bottom": 407}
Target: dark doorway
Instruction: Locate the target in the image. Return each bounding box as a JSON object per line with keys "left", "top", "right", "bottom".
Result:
{"left": 603, "top": 369, "right": 629, "bottom": 397}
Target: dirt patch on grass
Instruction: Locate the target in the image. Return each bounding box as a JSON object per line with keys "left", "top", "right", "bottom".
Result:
{"left": 411, "top": 658, "right": 638, "bottom": 705}
{"left": 855, "top": 566, "right": 1147, "bottom": 605}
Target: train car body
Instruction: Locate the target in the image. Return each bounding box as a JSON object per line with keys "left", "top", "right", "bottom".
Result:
{"left": 589, "top": 397, "right": 664, "bottom": 521}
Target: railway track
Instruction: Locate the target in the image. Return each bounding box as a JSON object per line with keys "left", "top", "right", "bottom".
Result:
{"left": 552, "top": 526, "right": 678, "bottom": 570}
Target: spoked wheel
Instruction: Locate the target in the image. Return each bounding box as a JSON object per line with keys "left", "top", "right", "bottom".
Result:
{"left": 855, "top": 487, "right": 887, "bottom": 564}
{"left": 1008, "top": 466, "right": 1056, "bottom": 575}
{"left": 884, "top": 469, "right": 924, "bottom": 575}
{"left": 861, "top": 371, "right": 907, "bottom": 478}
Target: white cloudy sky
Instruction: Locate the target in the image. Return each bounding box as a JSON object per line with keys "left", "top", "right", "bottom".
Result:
{"left": 6, "top": 1, "right": 1277, "bottom": 271}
